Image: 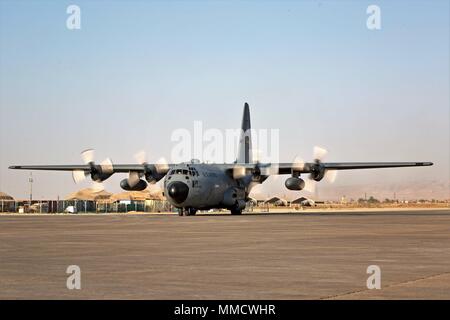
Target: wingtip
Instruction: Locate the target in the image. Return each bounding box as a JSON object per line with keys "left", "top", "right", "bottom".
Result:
{"left": 8, "top": 166, "right": 18, "bottom": 169}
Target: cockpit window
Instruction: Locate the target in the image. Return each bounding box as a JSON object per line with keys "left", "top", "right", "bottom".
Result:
{"left": 190, "top": 168, "right": 199, "bottom": 176}
{"left": 182, "top": 170, "right": 188, "bottom": 175}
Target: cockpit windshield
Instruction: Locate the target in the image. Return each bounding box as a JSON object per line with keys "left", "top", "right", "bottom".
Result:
{"left": 169, "top": 168, "right": 199, "bottom": 176}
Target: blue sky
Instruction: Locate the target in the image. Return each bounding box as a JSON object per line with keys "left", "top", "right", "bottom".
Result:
{"left": 0, "top": 0, "right": 448, "bottom": 199}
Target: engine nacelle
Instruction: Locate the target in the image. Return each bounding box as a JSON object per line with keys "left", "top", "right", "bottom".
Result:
{"left": 90, "top": 165, "right": 113, "bottom": 182}
{"left": 144, "top": 164, "right": 166, "bottom": 183}
{"left": 285, "top": 177, "right": 305, "bottom": 190}
{"left": 310, "top": 164, "right": 326, "bottom": 181}
{"left": 91, "top": 172, "right": 113, "bottom": 182}
{"left": 120, "top": 179, "right": 148, "bottom": 191}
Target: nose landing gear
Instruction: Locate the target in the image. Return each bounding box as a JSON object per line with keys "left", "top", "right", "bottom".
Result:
{"left": 178, "top": 207, "right": 197, "bottom": 216}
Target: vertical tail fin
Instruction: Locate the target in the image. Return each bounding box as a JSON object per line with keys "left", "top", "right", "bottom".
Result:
{"left": 237, "top": 102, "right": 253, "bottom": 164}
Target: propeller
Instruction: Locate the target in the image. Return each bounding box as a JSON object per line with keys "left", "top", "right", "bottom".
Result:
{"left": 291, "top": 155, "right": 315, "bottom": 192}
{"left": 91, "top": 182, "right": 106, "bottom": 192}
{"left": 325, "top": 169, "right": 338, "bottom": 183}
{"left": 232, "top": 165, "right": 247, "bottom": 179}
{"left": 294, "top": 146, "right": 338, "bottom": 194}
{"left": 125, "top": 150, "right": 147, "bottom": 188}
{"left": 303, "top": 179, "right": 317, "bottom": 193}
{"left": 251, "top": 148, "right": 280, "bottom": 177}
{"left": 127, "top": 171, "right": 141, "bottom": 188}
{"left": 99, "top": 157, "right": 114, "bottom": 176}
{"left": 232, "top": 162, "right": 279, "bottom": 180}
{"left": 71, "top": 149, "right": 113, "bottom": 191}
{"left": 155, "top": 157, "right": 169, "bottom": 174}
{"left": 128, "top": 150, "right": 169, "bottom": 187}
{"left": 81, "top": 148, "right": 95, "bottom": 164}
{"left": 243, "top": 148, "right": 274, "bottom": 180}
{"left": 313, "top": 146, "right": 328, "bottom": 162}
{"left": 71, "top": 149, "right": 94, "bottom": 184}
{"left": 134, "top": 150, "right": 147, "bottom": 166}
{"left": 292, "top": 155, "right": 306, "bottom": 174}
{"left": 232, "top": 156, "right": 281, "bottom": 180}
{"left": 259, "top": 163, "right": 279, "bottom": 176}
{"left": 72, "top": 170, "right": 88, "bottom": 184}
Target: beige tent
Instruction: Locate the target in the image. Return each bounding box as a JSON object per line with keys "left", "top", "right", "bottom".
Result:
{"left": 0, "top": 192, "right": 15, "bottom": 212}
{"left": 65, "top": 188, "right": 113, "bottom": 201}
{"left": 264, "top": 196, "right": 288, "bottom": 206}
{"left": 291, "top": 197, "right": 309, "bottom": 204}
{"left": 0, "top": 192, "right": 14, "bottom": 201}
{"left": 111, "top": 188, "right": 164, "bottom": 202}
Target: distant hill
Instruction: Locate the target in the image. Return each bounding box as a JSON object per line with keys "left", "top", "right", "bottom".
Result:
{"left": 316, "top": 180, "right": 449, "bottom": 201}
{"left": 250, "top": 179, "right": 450, "bottom": 201}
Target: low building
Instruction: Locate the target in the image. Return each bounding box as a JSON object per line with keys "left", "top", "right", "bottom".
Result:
{"left": 63, "top": 187, "right": 171, "bottom": 213}
{"left": 65, "top": 188, "right": 113, "bottom": 213}
{"left": 110, "top": 189, "right": 170, "bottom": 213}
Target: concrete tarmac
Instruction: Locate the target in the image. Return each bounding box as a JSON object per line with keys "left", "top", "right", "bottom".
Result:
{"left": 0, "top": 209, "right": 449, "bottom": 299}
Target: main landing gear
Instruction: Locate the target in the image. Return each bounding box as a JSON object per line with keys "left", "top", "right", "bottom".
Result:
{"left": 230, "top": 208, "right": 242, "bottom": 215}
{"left": 178, "top": 208, "right": 197, "bottom": 216}
{"left": 230, "top": 200, "right": 245, "bottom": 215}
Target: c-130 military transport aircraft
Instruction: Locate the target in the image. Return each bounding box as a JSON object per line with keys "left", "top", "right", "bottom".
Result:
{"left": 10, "top": 103, "right": 433, "bottom": 216}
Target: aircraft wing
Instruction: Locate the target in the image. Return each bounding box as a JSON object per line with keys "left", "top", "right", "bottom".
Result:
{"left": 8, "top": 164, "right": 170, "bottom": 173}
{"left": 225, "top": 161, "right": 433, "bottom": 175}
{"left": 10, "top": 161, "right": 433, "bottom": 175}
{"left": 277, "top": 161, "right": 433, "bottom": 174}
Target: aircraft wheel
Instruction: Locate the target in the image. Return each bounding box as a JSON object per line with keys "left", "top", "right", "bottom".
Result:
{"left": 230, "top": 208, "right": 242, "bottom": 215}
{"left": 178, "top": 208, "right": 184, "bottom": 216}
{"left": 187, "top": 208, "right": 197, "bottom": 216}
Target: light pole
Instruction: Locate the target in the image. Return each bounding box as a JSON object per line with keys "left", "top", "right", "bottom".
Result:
{"left": 29, "top": 172, "right": 33, "bottom": 205}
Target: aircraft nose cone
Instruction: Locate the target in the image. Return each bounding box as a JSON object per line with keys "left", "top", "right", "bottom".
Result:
{"left": 167, "top": 181, "right": 189, "bottom": 204}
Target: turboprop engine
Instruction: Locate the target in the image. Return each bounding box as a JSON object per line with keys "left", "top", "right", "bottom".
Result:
{"left": 143, "top": 164, "right": 166, "bottom": 184}
{"left": 119, "top": 152, "right": 169, "bottom": 191}
{"left": 309, "top": 162, "right": 326, "bottom": 181}
{"left": 89, "top": 164, "right": 114, "bottom": 182}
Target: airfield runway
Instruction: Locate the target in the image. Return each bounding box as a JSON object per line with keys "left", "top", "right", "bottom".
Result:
{"left": 0, "top": 209, "right": 449, "bottom": 299}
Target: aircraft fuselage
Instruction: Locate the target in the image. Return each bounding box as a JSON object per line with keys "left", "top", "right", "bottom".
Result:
{"left": 163, "top": 162, "right": 253, "bottom": 214}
